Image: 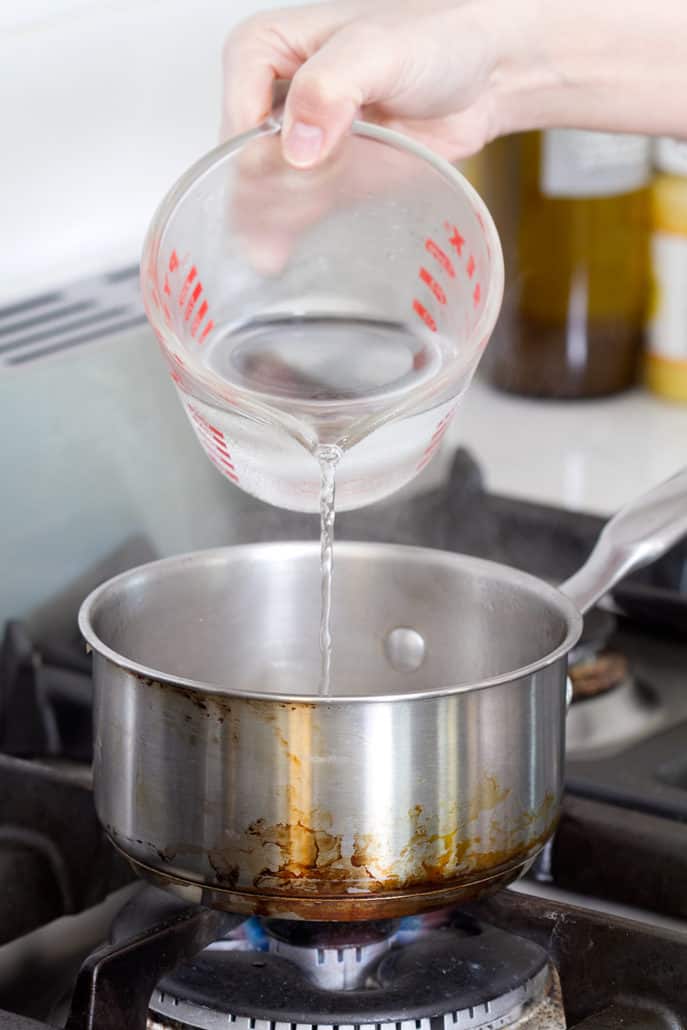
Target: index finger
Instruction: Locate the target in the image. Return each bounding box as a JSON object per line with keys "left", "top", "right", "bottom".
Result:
{"left": 220, "top": 2, "right": 366, "bottom": 139}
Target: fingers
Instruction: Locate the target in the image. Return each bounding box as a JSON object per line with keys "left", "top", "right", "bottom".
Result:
{"left": 222, "top": 3, "right": 496, "bottom": 170}
{"left": 281, "top": 20, "right": 400, "bottom": 167}
{"left": 221, "top": 16, "right": 301, "bottom": 140}
{"left": 221, "top": 3, "right": 364, "bottom": 140}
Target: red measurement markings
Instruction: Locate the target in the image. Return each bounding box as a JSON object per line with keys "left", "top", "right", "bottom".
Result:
{"left": 419, "top": 267, "right": 446, "bottom": 305}
{"left": 412, "top": 299, "right": 437, "bottom": 332}
{"left": 473, "top": 282, "right": 481, "bottom": 307}
{"left": 413, "top": 222, "right": 480, "bottom": 333}
{"left": 184, "top": 282, "right": 202, "bottom": 321}
{"left": 199, "top": 319, "right": 215, "bottom": 344}
{"left": 187, "top": 404, "right": 239, "bottom": 484}
{"left": 425, "top": 239, "right": 455, "bottom": 278}
{"left": 191, "top": 300, "right": 208, "bottom": 337}
{"left": 178, "top": 266, "right": 197, "bottom": 307}
{"left": 195, "top": 436, "right": 238, "bottom": 482}
{"left": 444, "top": 223, "right": 465, "bottom": 257}
{"left": 164, "top": 248, "right": 216, "bottom": 344}
{"left": 416, "top": 409, "right": 455, "bottom": 472}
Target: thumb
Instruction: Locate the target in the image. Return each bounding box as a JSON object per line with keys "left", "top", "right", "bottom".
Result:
{"left": 282, "top": 22, "right": 401, "bottom": 168}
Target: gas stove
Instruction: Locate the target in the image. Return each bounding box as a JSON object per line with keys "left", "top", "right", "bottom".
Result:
{"left": 139, "top": 901, "right": 566, "bottom": 1030}
{"left": 2, "top": 843, "right": 686, "bottom": 1030}
{"left": 1, "top": 450, "right": 686, "bottom": 1029}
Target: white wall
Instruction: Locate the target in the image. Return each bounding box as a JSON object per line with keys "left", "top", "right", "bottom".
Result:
{"left": 0, "top": 0, "right": 307, "bottom": 625}
{"left": 0, "top": 0, "right": 302, "bottom": 302}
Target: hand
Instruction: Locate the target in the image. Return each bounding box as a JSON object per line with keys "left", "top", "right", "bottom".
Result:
{"left": 221, "top": 0, "right": 530, "bottom": 168}
{"left": 222, "top": 0, "right": 687, "bottom": 171}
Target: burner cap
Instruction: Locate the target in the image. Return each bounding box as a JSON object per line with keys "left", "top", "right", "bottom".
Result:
{"left": 264, "top": 917, "right": 398, "bottom": 949}
{"left": 148, "top": 910, "right": 552, "bottom": 1030}
{"left": 263, "top": 918, "right": 400, "bottom": 991}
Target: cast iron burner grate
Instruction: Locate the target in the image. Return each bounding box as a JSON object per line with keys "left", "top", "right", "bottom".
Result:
{"left": 111, "top": 898, "right": 564, "bottom": 1030}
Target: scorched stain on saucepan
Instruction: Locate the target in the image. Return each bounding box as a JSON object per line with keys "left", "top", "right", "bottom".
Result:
{"left": 227, "top": 781, "right": 556, "bottom": 895}
{"left": 124, "top": 675, "right": 559, "bottom": 915}
{"left": 208, "top": 849, "right": 241, "bottom": 888}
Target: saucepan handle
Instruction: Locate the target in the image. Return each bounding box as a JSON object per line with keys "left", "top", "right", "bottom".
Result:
{"left": 560, "top": 467, "right": 687, "bottom": 615}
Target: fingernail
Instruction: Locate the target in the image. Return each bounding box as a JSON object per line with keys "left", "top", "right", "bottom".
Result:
{"left": 284, "top": 122, "right": 324, "bottom": 168}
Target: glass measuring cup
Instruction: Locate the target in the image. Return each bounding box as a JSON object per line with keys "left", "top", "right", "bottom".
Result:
{"left": 141, "top": 120, "right": 503, "bottom": 512}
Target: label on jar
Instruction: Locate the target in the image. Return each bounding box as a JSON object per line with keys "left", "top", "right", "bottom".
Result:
{"left": 649, "top": 233, "right": 687, "bottom": 360}
{"left": 655, "top": 138, "right": 687, "bottom": 178}
{"left": 541, "top": 130, "right": 651, "bottom": 198}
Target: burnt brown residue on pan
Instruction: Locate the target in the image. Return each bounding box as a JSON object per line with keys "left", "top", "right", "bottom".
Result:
{"left": 132, "top": 674, "right": 319, "bottom": 719}
{"left": 246, "top": 818, "right": 346, "bottom": 882}
{"left": 234, "top": 780, "right": 557, "bottom": 897}
{"left": 208, "top": 850, "right": 241, "bottom": 889}
{"left": 123, "top": 682, "right": 559, "bottom": 916}
{"left": 132, "top": 672, "right": 225, "bottom": 716}
{"left": 128, "top": 839, "right": 550, "bottom": 922}
{"left": 113, "top": 791, "right": 558, "bottom": 921}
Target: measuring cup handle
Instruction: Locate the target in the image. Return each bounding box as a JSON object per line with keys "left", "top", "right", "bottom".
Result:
{"left": 560, "top": 467, "right": 687, "bottom": 614}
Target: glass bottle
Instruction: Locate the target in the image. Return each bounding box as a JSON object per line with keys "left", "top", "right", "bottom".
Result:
{"left": 485, "top": 130, "right": 651, "bottom": 398}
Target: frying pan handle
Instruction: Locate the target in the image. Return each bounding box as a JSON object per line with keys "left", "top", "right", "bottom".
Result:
{"left": 560, "top": 467, "right": 687, "bottom": 614}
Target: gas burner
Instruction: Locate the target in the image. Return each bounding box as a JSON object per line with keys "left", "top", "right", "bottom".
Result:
{"left": 133, "top": 907, "right": 565, "bottom": 1030}
{"left": 566, "top": 609, "right": 663, "bottom": 758}
{"left": 263, "top": 918, "right": 399, "bottom": 990}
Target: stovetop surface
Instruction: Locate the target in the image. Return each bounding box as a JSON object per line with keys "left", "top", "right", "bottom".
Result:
{"left": 2, "top": 870, "right": 687, "bottom": 1030}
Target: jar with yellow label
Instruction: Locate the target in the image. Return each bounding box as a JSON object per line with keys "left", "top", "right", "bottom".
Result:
{"left": 646, "top": 139, "right": 687, "bottom": 402}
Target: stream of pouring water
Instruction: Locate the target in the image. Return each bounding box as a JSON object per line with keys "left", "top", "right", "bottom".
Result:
{"left": 317, "top": 445, "right": 341, "bottom": 696}
{"left": 197, "top": 314, "right": 458, "bottom": 697}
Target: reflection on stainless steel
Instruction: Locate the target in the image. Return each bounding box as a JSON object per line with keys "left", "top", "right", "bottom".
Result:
{"left": 384, "top": 626, "right": 426, "bottom": 672}
{"left": 81, "top": 541, "right": 576, "bottom": 920}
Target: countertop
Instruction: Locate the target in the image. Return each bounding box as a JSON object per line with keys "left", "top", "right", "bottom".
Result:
{"left": 440, "top": 378, "right": 687, "bottom": 516}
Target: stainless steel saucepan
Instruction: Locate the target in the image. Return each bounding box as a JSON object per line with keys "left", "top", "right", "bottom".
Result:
{"left": 79, "top": 469, "right": 687, "bottom": 920}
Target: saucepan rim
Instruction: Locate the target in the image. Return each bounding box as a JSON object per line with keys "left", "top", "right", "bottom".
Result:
{"left": 78, "top": 541, "right": 583, "bottom": 703}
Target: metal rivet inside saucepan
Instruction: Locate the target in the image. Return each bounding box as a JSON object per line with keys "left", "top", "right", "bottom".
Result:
{"left": 384, "top": 627, "right": 426, "bottom": 672}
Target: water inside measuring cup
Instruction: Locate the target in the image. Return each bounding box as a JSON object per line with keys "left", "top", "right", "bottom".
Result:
{"left": 202, "top": 315, "right": 444, "bottom": 410}
{"left": 196, "top": 315, "right": 458, "bottom": 695}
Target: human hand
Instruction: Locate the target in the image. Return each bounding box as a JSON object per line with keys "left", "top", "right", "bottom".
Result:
{"left": 221, "top": 0, "right": 533, "bottom": 168}
{"left": 223, "top": 0, "right": 687, "bottom": 171}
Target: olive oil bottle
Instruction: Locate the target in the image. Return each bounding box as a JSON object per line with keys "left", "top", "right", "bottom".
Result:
{"left": 486, "top": 130, "right": 651, "bottom": 398}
